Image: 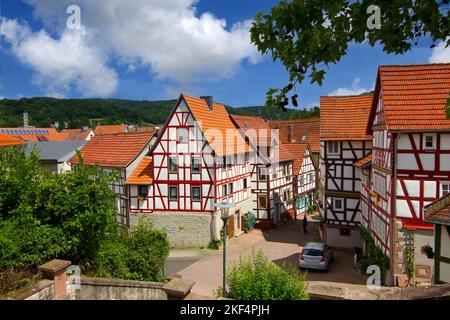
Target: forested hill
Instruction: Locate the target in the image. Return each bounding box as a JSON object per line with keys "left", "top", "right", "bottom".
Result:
{"left": 0, "top": 97, "right": 320, "bottom": 128}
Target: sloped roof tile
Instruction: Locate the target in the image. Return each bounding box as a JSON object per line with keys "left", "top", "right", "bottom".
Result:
{"left": 267, "top": 119, "right": 320, "bottom": 152}
{"left": 320, "top": 94, "right": 373, "bottom": 141}
{"left": 125, "top": 157, "right": 153, "bottom": 185}
{"left": 69, "top": 131, "right": 156, "bottom": 168}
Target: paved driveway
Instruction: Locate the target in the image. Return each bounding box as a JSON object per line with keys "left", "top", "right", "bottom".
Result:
{"left": 178, "top": 219, "right": 368, "bottom": 297}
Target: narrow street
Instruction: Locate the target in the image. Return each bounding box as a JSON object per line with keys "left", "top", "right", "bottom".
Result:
{"left": 177, "top": 219, "right": 368, "bottom": 297}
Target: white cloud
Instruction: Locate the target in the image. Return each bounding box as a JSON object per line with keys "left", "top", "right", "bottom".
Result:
{"left": 428, "top": 40, "right": 450, "bottom": 63}
{"left": 328, "top": 77, "right": 370, "bottom": 96}
{"left": 0, "top": 18, "right": 118, "bottom": 97}
{"left": 2, "top": 0, "right": 261, "bottom": 96}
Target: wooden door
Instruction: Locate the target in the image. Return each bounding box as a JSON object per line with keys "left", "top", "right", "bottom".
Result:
{"left": 227, "top": 215, "right": 235, "bottom": 238}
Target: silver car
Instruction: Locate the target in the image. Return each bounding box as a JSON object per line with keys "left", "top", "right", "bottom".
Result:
{"left": 299, "top": 242, "right": 334, "bottom": 271}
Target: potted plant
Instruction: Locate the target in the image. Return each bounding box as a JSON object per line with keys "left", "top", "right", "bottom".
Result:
{"left": 420, "top": 244, "right": 434, "bottom": 259}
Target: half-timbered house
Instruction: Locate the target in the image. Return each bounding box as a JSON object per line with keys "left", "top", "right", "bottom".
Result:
{"left": 231, "top": 115, "right": 316, "bottom": 227}
{"left": 127, "top": 94, "right": 253, "bottom": 248}
{"left": 365, "top": 63, "right": 450, "bottom": 284}
{"left": 320, "top": 94, "right": 373, "bottom": 248}
{"left": 69, "top": 131, "right": 158, "bottom": 228}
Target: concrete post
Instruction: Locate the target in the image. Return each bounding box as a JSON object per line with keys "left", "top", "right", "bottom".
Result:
{"left": 38, "top": 259, "right": 71, "bottom": 300}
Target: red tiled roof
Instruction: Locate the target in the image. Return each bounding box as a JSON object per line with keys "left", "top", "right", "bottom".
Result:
{"left": 354, "top": 153, "right": 372, "bottom": 168}
{"left": 61, "top": 129, "right": 93, "bottom": 141}
{"left": 369, "top": 63, "right": 450, "bottom": 132}
{"left": 183, "top": 95, "right": 249, "bottom": 156}
{"left": 69, "top": 131, "right": 157, "bottom": 168}
{"left": 320, "top": 94, "right": 373, "bottom": 141}
{"left": 231, "top": 114, "right": 272, "bottom": 146}
{"left": 267, "top": 119, "right": 320, "bottom": 152}
{"left": 0, "top": 133, "right": 24, "bottom": 146}
{"left": 282, "top": 143, "right": 309, "bottom": 175}
{"left": 425, "top": 194, "right": 450, "bottom": 225}
{"left": 94, "top": 124, "right": 128, "bottom": 135}
{"left": 1, "top": 127, "right": 66, "bottom": 142}
{"left": 125, "top": 157, "right": 153, "bottom": 185}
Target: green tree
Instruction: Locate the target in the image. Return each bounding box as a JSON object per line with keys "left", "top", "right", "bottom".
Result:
{"left": 250, "top": 0, "right": 450, "bottom": 109}
{"left": 216, "top": 250, "right": 309, "bottom": 300}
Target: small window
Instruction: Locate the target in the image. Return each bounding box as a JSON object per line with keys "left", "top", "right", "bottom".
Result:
{"left": 283, "top": 191, "right": 287, "bottom": 201}
{"left": 309, "top": 173, "right": 314, "bottom": 183}
{"left": 334, "top": 199, "right": 343, "bottom": 210}
{"left": 222, "top": 184, "right": 228, "bottom": 197}
{"left": 300, "top": 175, "right": 305, "bottom": 187}
{"left": 178, "top": 128, "right": 188, "bottom": 143}
{"left": 138, "top": 185, "right": 148, "bottom": 198}
{"left": 227, "top": 156, "right": 232, "bottom": 168}
{"left": 192, "top": 186, "right": 201, "bottom": 201}
{"left": 327, "top": 141, "right": 339, "bottom": 155}
{"left": 424, "top": 134, "right": 435, "bottom": 150}
{"left": 441, "top": 183, "right": 450, "bottom": 197}
{"left": 229, "top": 183, "right": 234, "bottom": 195}
{"left": 191, "top": 157, "right": 201, "bottom": 173}
{"left": 259, "top": 168, "right": 267, "bottom": 181}
{"left": 258, "top": 196, "right": 267, "bottom": 209}
{"left": 169, "top": 157, "right": 178, "bottom": 173}
{"left": 243, "top": 178, "right": 248, "bottom": 189}
{"left": 169, "top": 186, "right": 178, "bottom": 200}
{"left": 244, "top": 152, "right": 249, "bottom": 163}
{"left": 339, "top": 228, "right": 351, "bottom": 236}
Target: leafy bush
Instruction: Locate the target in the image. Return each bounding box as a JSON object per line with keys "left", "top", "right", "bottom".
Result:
{"left": 358, "top": 226, "right": 390, "bottom": 273}
{"left": 127, "top": 222, "right": 169, "bottom": 281}
{"left": 0, "top": 147, "right": 169, "bottom": 284}
{"left": 207, "top": 239, "right": 221, "bottom": 250}
{"left": 215, "top": 250, "right": 308, "bottom": 300}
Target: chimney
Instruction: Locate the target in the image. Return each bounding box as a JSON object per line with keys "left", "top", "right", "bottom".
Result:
{"left": 23, "top": 112, "right": 29, "bottom": 128}
{"left": 200, "top": 96, "right": 213, "bottom": 111}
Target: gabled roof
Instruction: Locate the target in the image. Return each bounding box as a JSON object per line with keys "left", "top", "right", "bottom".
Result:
{"left": 25, "top": 141, "right": 86, "bottom": 162}
{"left": 69, "top": 131, "right": 157, "bottom": 168}
{"left": 267, "top": 119, "right": 320, "bottom": 152}
{"left": 183, "top": 95, "right": 249, "bottom": 156}
{"left": 125, "top": 157, "right": 152, "bottom": 185}
{"left": 0, "top": 133, "right": 24, "bottom": 146}
{"left": 320, "top": 94, "right": 373, "bottom": 141}
{"left": 354, "top": 153, "right": 372, "bottom": 168}
{"left": 368, "top": 63, "right": 450, "bottom": 132}
{"left": 94, "top": 124, "right": 128, "bottom": 135}
{"left": 231, "top": 114, "right": 272, "bottom": 146}
{"left": 281, "top": 143, "right": 309, "bottom": 175}
{"left": 425, "top": 193, "right": 450, "bottom": 226}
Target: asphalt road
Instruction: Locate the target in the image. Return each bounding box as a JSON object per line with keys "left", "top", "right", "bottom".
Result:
{"left": 164, "top": 257, "right": 202, "bottom": 278}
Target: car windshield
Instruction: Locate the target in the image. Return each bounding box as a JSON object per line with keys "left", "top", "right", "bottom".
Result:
{"left": 303, "top": 249, "right": 323, "bottom": 256}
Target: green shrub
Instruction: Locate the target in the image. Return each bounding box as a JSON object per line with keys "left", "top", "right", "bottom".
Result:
{"left": 207, "top": 239, "right": 221, "bottom": 250}
{"left": 127, "top": 222, "right": 170, "bottom": 282}
{"left": 358, "top": 226, "right": 390, "bottom": 273}
{"left": 215, "top": 250, "right": 308, "bottom": 300}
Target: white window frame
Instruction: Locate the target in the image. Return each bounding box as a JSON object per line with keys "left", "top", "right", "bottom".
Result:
{"left": 177, "top": 128, "right": 188, "bottom": 143}
{"left": 441, "top": 182, "right": 450, "bottom": 197}
{"left": 334, "top": 199, "right": 343, "bottom": 210}
{"left": 327, "top": 141, "right": 339, "bottom": 155}
{"left": 423, "top": 133, "right": 436, "bottom": 150}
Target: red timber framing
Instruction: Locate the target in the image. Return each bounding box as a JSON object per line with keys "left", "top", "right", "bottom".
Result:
{"left": 296, "top": 146, "right": 316, "bottom": 215}
{"left": 128, "top": 94, "right": 252, "bottom": 214}
{"left": 365, "top": 64, "right": 450, "bottom": 284}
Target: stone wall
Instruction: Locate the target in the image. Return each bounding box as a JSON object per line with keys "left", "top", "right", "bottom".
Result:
{"left": 130, "top": 211, "right": 221, "bottom": 248}
{"left": 76, "top": 277, "right": 167, "bottom": 300}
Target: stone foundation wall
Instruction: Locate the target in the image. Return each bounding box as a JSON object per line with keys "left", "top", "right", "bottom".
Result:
{"left": 76, "top": 277, "right": 167, "bottom": 300}
{"left": 130, "top": 211, "right": 221, "bottom": 248}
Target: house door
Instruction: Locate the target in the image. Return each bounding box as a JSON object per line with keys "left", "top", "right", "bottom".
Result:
{"left": 234, "top": 210, "right": 241, "bottom": 233}
{"left": 227, "top": 215, "right": 235, "bottom": 238}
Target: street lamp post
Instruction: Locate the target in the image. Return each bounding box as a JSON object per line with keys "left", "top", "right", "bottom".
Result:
{"left": 214, "top": 202, "right": 236, "bottom": 298}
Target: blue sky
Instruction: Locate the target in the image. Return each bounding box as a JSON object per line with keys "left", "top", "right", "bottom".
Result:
{"left": 1, "top": 0, "right": 449, "bottom": 108}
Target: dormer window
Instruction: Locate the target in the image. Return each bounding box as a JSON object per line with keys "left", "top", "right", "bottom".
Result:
{"left": 423, "top": 134, "right": 435, "bottom": 150}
